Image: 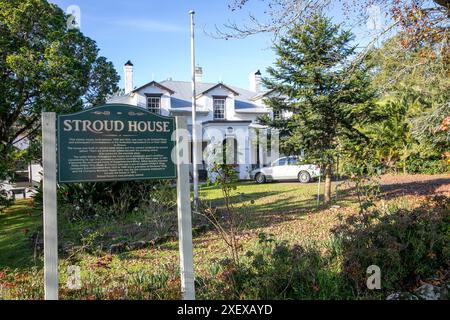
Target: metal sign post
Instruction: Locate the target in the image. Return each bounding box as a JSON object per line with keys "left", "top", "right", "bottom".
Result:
{"left": 175, "top": 116, "right": 196, "bottom": 300}
{"left": 42, "top": 112, "right": 58, "bottom": 300}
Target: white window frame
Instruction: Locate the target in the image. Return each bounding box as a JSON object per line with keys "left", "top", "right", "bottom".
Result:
{"left": 273, "top": 109, "right": 282, "bottom": 120}
{"left": 147, "top": 95, "right": 161, "bottom": 114}
{"left": 213, "top": 97, "right": 226, "bottom": 120}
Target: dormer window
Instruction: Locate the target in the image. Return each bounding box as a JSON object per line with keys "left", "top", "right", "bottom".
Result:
{"left": 273, "top": 110, "right": 282, "bottom": 120}
{"left": 146, "top": 94, "right": 161, "bottom": 114}
{"left": 213, "top": 97, "right": 226, "bottom": 120}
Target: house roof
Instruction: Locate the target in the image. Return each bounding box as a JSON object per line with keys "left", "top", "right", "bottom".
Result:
{"left": 168, "top": 107, "right": 209, "bottom": 114}
{"left": 159, "top": 80, "right": 263, "bottom": 110}
{"left": 196, "top": 83, "right": 240, "bottom": 97}
{"left": 250, "top": 89, "right": 275, "bottom": 101}
{"left": 132, "top": 81, "right": 175, "bottom": 94}
{"left": 108, "top": 80, "right": 269, "bottom": 111}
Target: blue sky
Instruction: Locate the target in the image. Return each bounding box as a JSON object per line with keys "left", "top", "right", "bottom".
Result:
{"left": 49, "top": 0, "right": 385, "bottom": 90}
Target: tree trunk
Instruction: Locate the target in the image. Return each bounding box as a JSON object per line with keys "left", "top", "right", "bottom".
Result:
{"left": 324, "top": 163, "right": 333, "bottom": 204}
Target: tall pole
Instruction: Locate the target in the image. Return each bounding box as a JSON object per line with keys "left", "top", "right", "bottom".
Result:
{"left": 42, "top": 112, "right": 58, "bottom": 300}
{"left": 317, "top": 170, "right": 321, "bottom": 207}
{"left": 175, "top": 116, "right": 196, "bottom": 300}
{"left": 189, "top": 10, "right": 199, "bottom": 209}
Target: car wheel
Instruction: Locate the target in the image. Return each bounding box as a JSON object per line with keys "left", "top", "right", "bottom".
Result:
{"left": 298, "top": 171, "right": 311, "bottom": 183}
{"left": 255, "top": 173, "right": 266, "bottom": 184}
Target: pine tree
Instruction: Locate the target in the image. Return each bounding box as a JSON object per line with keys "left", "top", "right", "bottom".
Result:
{"left": 262, "top": 15, "right": 375, "bottom": 204}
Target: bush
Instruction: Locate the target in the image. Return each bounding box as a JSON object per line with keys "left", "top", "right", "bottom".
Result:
{"left": 54, "top": 181, "right": 179, "bottom": 253}
{"left": 56, "top": 180, "right": 171, "bottom": 220}
{"left": 211, "top": 233, "right": 354, "bottom": 300}
{"left": 33, "top": 179, "right": 177, "bottom": 220}
{"left": 332, "top": 196, "right": 450, "bottom": 294}
{"left": 405, "top": 157, "right": 450, "bottom": 174}
{"left": 0, "top": 187, "right": 13, "bottom": 213}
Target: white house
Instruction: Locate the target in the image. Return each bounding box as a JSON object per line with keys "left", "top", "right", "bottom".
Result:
{"left": 107, "top": 61, "right": 284, "bottom": 180}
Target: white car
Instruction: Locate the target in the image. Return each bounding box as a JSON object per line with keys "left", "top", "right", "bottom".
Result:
{"left": 250, "top": 156, "right": 321, "bottom": 184}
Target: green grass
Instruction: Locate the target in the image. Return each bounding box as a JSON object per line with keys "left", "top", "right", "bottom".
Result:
{"left": 1, "top": 178, "right": 440, "bottom": 300}
{"left": 201, "top": 181, "right": 323, "bottom": 206}
{"left": 1, "top": 181, "right": 336, "bottom": 299}
{"left": 0, "top": 200, "right": 42, "bottom": 269}
{"left": 0, "top": 182, "right": 334, "bottom": 272}
{"left": 200, "top": 181, "right": 333, "bottom": 228}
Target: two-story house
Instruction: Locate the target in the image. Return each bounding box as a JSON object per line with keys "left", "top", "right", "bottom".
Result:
{"left": 108, "top": 61, "right": 281, "bottom": 180}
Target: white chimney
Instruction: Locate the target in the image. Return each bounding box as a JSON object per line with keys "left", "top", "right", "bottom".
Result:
{"left": 249, "top": 70, "right": 262, "bottom": 93}
{"left": 124, "top": 60, "right": 134, "bottom": 94}
{"left": 195, "top": 66, "right": 203, "bottom": 83}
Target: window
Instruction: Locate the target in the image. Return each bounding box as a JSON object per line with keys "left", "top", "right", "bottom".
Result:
{"left": 273, "top": 157, "right": 287, "bottom": 167}
{"left": 213, "top": 98, "right": 225, "bottom": 120}
{"left": 273, "top": 110, "right": 282, "bottom": 120}
{"left": 288, "top": 157, "right": 299, "bottom": 165}
{"left": 147, "top": 96, "right": 161, "bottom": 114}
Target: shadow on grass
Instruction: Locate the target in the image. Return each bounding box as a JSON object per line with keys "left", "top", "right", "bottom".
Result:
{"left": 201, "top": 184, "right": 341, "bottom": 231}
{"left": 3, "top": 177, "right": 448, "bottom": 270}
{"left": 0, "top": 201, "right": 42, "bottom": 270}
{"left": 333, "top": 176, "right": 450, "bottom": 205}
{"left": 380, "top": 177, "right": 450, "bottom": 199}
{"left": 200, "top": 176, "right": 450, "bottom": 232}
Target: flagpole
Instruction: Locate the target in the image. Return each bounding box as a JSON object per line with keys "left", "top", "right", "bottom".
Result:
{"left": 189, "top": 10, "right": 199, "bottom": 209}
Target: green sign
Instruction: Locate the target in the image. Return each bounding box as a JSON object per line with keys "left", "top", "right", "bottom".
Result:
{"left": 58, "top": 104, "right": 176, "bottom": 183}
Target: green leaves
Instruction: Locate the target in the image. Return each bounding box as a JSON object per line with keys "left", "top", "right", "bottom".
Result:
{"left": 262, "top": 14, "right": 375, "bottom": 164}
{"left": 0, "top": 0, "right": 119, "bottom": 150}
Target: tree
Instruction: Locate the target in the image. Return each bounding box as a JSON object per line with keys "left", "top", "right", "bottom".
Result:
{"left": 218, "top": 1, "right": 449, "bottom": 81}
{"left": 365, "top": 33, "right": 449, "bottom": 171}
{"left": 0, "top": 0, "right": 119, "bottom": 208}
{"left": 365, "top": 95, "right": 415, "bottom": 173}
{"left": 261, "top": 15, "right": 375, "bottom": 204}
{"left": 369, "top": 33, "right": 449, "bottom": 97}
{"left": 223, "top": 0, "right": 449, "bottom": 40}
{"left": 0, "top": 0, "right": 119, "bottom": 159}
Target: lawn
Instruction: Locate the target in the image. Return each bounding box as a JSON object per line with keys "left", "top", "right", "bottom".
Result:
{"left": 200, "top": 180, "right": 329, "bottom": 228}
{"left": 0, "top": 200, "right": 42, "bottom": 269}
{"left": 0, "top": 180, "right": 339, "bottom": 299}
{"left": 0, "top": 174, "right": 448, "bottom": 299}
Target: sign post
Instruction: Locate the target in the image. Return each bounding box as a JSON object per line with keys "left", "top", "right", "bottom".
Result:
{"left": 175, "top": 116, "right": 195, "bottom": 300}
{"left": 41, "top": 104, "right": 195, "bottom": 300}
{"left": 42, "top": 112, "right": 58, "bottom": 300}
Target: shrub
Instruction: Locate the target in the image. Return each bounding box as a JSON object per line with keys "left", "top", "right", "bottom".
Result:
{"left": 214, "top": 233, "right": 354, "bottom": 300}
{"left": 332, "top": 195, "right": 450, "bottom": 294}
{"left": 34, "top": 180, "right": 176, "bottom": 219}
{"left": 54, "top": 181, "right": 179, "bottom": 254}
{"left": 405, "top": 157, "right": 450, "bottom": 174}
{"left": 57, "top": 180, "right": 170, "bottom": 220}
{"left": 200, "top": 163, "right": 243, "bottom": 265}
{"left": 0, "top": 186, "right": 13, "bottom": 213}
